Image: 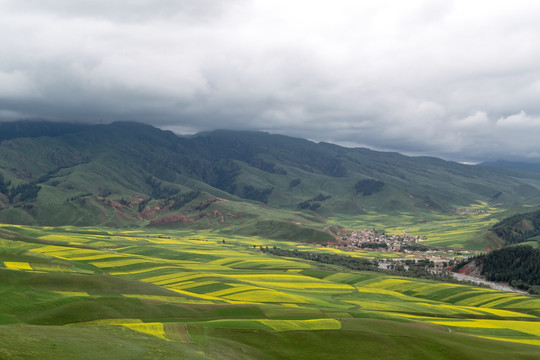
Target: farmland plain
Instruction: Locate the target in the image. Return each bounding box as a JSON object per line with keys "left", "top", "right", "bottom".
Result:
{"left": 1, "top": 224, "right": 540, "bottom": 359}
{"left": 328, "top": 201, "right": 504, "bottom": 249}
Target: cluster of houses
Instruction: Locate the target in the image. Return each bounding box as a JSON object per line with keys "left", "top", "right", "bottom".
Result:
{"left": 322, "top": 228, "right": 479, "bottom": 269}
{"left": 451, "top": 208, "right": 488, "bottom": 215}
{"left": 339, "top": 229, "right": 426, "bottom": 252}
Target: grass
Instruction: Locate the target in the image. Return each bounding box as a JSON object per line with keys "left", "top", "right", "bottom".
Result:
{"left": 258, "top": 318, "right": 342, "bottom": 331}
{"left": 1, "top": 223, "right": 540, "bottom": 359}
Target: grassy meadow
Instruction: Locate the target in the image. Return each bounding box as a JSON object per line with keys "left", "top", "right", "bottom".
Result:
{"left": 1, "top": 224, "right": 540, "bottom": 359}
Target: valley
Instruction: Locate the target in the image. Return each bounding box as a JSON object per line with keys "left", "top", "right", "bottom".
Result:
{"left": 1, "top": 121, "right": 540, "bottom": 359}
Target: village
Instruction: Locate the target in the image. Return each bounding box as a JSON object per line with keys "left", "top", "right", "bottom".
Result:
{"left": 451, "top": 207, "right": 489, "bottom": 215}
{"left": 339, "top": 228, "right": 426, "bottom": 252}
{"left": 323, "top": 228, "right": 477, "bottom": 269}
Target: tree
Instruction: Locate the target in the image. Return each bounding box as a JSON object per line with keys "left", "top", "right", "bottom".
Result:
{"left": 0, "top": 173, "right": 10, "bottom": 194}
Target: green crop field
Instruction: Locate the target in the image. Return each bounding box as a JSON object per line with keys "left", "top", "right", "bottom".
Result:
{"left": 1, "top": 224, "right": 540, "bottom": 359}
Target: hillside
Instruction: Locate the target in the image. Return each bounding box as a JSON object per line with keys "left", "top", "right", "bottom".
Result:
{"left": 489, "top": 209, "right": 540, "bottom": 245}
{"left": 1, "top": 121, "right": 540, "bottom": 243}
{"left": 1, "top": 224, "right": 540, "bottom": 359}
{"left": 451, "top": 207, "right": 540, "bottom": 294}
{"left": 472, "top": 245, "right": 540, "bottom": 294}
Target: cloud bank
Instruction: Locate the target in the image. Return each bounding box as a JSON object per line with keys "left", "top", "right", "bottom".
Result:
{"left": 1, "top": 0, "right": 540, "bottom": 162}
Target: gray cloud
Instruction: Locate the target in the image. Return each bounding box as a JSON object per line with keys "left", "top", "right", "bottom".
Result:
{"left": 1, "top": 0, "right": 540, "bottom": 162}
{"left": 1, "top": 0, "right": 238, "bottom": 22}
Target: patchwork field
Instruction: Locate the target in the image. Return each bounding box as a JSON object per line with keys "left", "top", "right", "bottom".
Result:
{"left": 1, "top": 224, "right": 539, "bottom": 359}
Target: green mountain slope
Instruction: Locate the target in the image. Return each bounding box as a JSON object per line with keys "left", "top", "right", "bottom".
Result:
{"left": 467, "top": 245, "right": 540, "bottom": 294}
{"left": 490, "top": 208, "right": 540, "bottom": 245}
{"left": 1, "top": 121, "right": 540, "bottom": 238}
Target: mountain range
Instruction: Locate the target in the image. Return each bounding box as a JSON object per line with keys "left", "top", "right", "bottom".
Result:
{"left": 1, "top": 120, "right": 540, "bottom": 238}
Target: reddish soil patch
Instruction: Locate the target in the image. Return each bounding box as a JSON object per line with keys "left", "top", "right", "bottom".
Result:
{"left": 96, "top": 197, "right": 124, "bottom": 210}
{"left": 149, "top": 213, "right": 204, "bottom": 226}
{"left": 457, "top": 261, "right": 482, "bottom": 277}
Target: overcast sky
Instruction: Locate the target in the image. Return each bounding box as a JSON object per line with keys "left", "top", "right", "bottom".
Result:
{"left": 1, "top": 0, "right": 540, "bottom": 162}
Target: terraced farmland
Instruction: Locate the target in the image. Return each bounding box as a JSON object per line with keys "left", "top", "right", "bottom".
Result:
{"left": 1, "top": 224, "right": 539, "bottom": 359}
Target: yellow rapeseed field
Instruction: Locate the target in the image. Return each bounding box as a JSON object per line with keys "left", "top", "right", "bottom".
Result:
{"left": 476, "top": 336, "right": 540, "bottom": 346}
{"left": 227, "top": 274, "right": 322, "bottom": 282}
{"left": 354, "top": 287, "right": 412, "bottom": 299}
{"left": 122, "top": 322, "right": 169, "bottom": 341}
{"left": 82, "top": 318, "right": 170, "bottom": 341}
{"left": 173, "top": 280, "right": 219, "bottom": 290}
{"left": 463, "top": 293, "right": 531, "bottom": 308}
{"left": 4, "top": 261, "right": 32, "bottom": 270}
{"left": 63, "top": 254, "right": 114, "bottom": 261}
{"left": 91, "top": 258, "right": 158, "bottom": 268}
{"left": 142, "top": 272, "right": 209, "bottom": 287}
{"left": 427, "top": 318, "right": 540, "bottom": 345}
{"left": 167, "top": 288, "right": 225, "bottom": 302}
{"left": 30, "top": 246, "right": 110, "bottom": 260}
{"left": 209, "top": 257, "right": 310, "bottom": 269}
{"left": 223, "top": 289, "right": 311, "bottom": 304}
{"left": 39, "top": 234, "right": 79, "bottom": 242}
{"left": 475, "top": 307, "right": 536, "bottom": 318}
{"left": 248, "top": 281, "right": 354, "bottom": 291}
{"left": 431, "top": 319, "right": 540, "bottom": 336}
{"left": 450, "top": 292, "right": 516, "bottom": 306}
{"left": 207, "top": 285, "right": 263, "bottom": 297}
{"left": 110, "top": 265, "right": 181, "bottom": 275}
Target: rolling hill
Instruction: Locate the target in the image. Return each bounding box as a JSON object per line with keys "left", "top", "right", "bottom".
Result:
{"left": 1, "top": 224, "right": 540, "bottom": 359}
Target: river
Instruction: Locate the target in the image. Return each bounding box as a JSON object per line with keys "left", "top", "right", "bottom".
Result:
{"left": 378, "top": 261, "right": 528, "bottom": 294}
{"left": 450, "top": 272, "right": 528, "bottom": 294}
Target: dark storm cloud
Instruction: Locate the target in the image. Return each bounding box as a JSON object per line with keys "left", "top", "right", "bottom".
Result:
{"left": 1, "top": 0, "right": 540, "bottom": 162}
